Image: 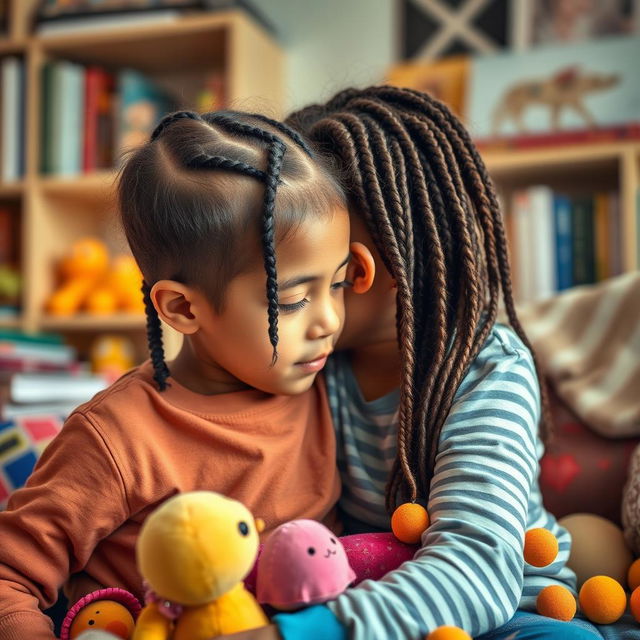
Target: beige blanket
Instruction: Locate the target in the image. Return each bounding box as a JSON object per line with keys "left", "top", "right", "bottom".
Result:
{"left": 515, "top": 272, "right": 640, "bottom": 438}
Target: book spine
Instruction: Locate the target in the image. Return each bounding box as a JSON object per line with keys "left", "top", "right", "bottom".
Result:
{"left": 552, "top": 193, "right": 573, "bottom": 291}
{"left": 59, "top": 62, "right": 85, "bottom": 175}
{"left": 1, "top": 57, "right": 20, "bottom": 182}
{"left": 571, "top": 195, "right": 596, "bottom": 286}
{"left": 527, "top": 185, "right": 556, "bottom": 300}
{"left": 512, "top": 189, "right": 534, "bottom": 303}
{"left": 82, "top": 66, "right": 101, "bottom": 173}
{"left": 593, "top": 191, "right": 610, "bottom": 281}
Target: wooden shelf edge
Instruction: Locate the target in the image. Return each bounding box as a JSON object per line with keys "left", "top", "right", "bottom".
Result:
{"left": 40, "top": 313, "right": 146, "bottom": 331}
{"left": 37, "top": 171, "right": 117, "bottom": 198}
{"left": 33, "top": 10, "right": 243, "bottom": 50}
{"left": 482, "top": 140, "right": 640, "bottom": 174}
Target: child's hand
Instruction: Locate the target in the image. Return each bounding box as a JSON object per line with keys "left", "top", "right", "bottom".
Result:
{"left": 212, "top": 624, "right": 282, "bottom": 640}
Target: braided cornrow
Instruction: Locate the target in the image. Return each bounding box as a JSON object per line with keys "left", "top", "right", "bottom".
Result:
{"left": 287, "top": 86, "right": 551, "bottom": 509}
{"left": 141, "top": 281, "right": 170, "bottom": 390}
{"left": 120, "top": 109, "right": 338, "bottom": 389}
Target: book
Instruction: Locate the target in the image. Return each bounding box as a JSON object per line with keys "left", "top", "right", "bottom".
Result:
{"left": 9, "top": 372, "right": 107, "bottom": 404}
{"left": 115, "top": 69, "right": 175, "bottom": 159}
{"left": 608, "top": 192, "right": 623, "bottom": 277}
{"left": 0, "top": 339, "right": 75, "bottom": 367}
{"left": 1, "top": 57, "right": 23, "bottom": 183}
{"left": 2, "top": 401, "right": 82, "bottom": 420}
{"left": 527, "top": 185, "right": 556, "bottom": 301}
{"left": 42, "top": 61, "right": 86, "bottom": 175}
{"left": 83, "top": 67, "right": 116, "bottom": 172}
{"left": 511, "top": 190, "right": 535, "bottom": 303}
{"left": 570, "top": 195, "right": 596, "bottom": 286}
{"left": 552, "top": 193, "right": 573, "bottom": 291}
{"left": 594, "top": 191, "right": 611, "bottom": 281}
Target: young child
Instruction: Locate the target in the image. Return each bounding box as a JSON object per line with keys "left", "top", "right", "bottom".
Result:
{"left": 247, "top": 87, "right": 601, "bottom": 639}
{"left": 0, "top": 109, "right": 374, "bottom": 640}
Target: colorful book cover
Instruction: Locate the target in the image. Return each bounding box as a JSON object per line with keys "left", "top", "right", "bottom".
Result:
{"left": 570, "top": 195, "right": 596, "bottom": 286}
{"left": 115, "top": 69, "right": 175, "bottom": 162}
{"left": 552, "top": 193, "right": 573, "bottom": 291}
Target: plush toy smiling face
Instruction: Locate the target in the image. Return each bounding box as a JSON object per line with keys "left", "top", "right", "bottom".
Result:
{"left": 256, "top": 519, "right": 356, "bottom": 610}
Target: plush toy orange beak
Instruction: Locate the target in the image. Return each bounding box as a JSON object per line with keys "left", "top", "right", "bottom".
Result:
{"left": 255, "top": 518, "right": 265, "bottom": 533}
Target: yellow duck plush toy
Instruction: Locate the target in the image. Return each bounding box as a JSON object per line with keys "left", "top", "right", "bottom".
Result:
{"left": 132, "top": 491, "right": 268, "bottom": 640}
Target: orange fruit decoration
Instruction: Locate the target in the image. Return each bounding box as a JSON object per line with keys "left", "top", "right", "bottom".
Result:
{"left": 536, "top": 585, "right": 576, "bottom": 621}
{"left": 628, "top": 558, "right": 640, "bottom": 591}
{"left": 391, "top": 503, "right": 429, "bottom": 544}
{"left": 61, "top": 237, "right": 109, "bottom": 280}
{"left": 427, "top": 626, "right": 472, "bottom": 640}
{"left": 578, "top": 575, "right": 626, "bottom": 624}
{"left": 523, "top": 528, "right": 558, "bottom": 567}
{"left": 630, "top": 586, "right": 640, "bottom": 622}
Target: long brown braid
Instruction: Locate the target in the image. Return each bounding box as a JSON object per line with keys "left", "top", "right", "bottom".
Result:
{"left": 287, "top": 85, "right": 551, "bottom": 511}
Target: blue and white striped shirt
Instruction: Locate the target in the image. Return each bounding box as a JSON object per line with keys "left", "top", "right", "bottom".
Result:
{"left": 323, "top": 324, "right": 576, "bottom": 639}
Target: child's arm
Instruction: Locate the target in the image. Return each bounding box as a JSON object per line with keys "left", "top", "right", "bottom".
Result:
{"left": 0, "top": 412, "right": 130, "bottom": 640}
{"left": 273, "top": 334, "right": 566, "bottom": 640}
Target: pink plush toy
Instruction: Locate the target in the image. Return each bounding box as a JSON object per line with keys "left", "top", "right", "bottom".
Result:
{"left": 256, "top": 520, "right": 356, "bottom": 610}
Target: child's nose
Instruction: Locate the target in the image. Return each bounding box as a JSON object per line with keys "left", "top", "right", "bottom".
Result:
{"left": 308, "top": 300, "right": 341, "bottom": 339}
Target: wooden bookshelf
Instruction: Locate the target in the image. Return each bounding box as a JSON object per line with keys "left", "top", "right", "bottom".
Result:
{"left": 1, "top": 1, "right": 284, "bottom": 361}
{"left": 482, "top": 141, "right": 640, "bottom": 295}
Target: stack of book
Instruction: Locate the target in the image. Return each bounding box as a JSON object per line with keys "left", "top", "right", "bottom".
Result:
{"left": 507, "top": 186, "right": 623, "bottom": 304}
{"left": 0, "top": 330, "right": 108, "bottom": 419}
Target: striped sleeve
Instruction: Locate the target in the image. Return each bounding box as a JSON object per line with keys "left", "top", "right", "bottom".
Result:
{"left": 326, "top": 330, "right": 541, "bottom": 639}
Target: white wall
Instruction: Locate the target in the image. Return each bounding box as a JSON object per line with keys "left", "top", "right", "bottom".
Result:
{"left": 259, "top": 1, "right": 396, "bottom": 113}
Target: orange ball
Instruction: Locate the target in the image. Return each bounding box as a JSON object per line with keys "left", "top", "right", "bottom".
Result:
{"left": 630, "top": 586, "right": 640, "bottom": 622}
{"left": 524, "top": 528, "right": 559, "bottom": 567}
{"left": 391, "top": 503, "right": 429, "bottom": 544}
{"left": 536, "top": 585, "right": 576, "bottom": 621}
{"left": 426, "top": 626, "right": 472, "bottom": 640}
{"left": 628, "top": 558, "right": 640, "bottom": 591}
{"left": 579, "top": 575, "right": 626, "bottom": 624}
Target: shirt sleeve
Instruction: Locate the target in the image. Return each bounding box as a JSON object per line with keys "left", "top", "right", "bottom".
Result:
{"left": 0, "top": 411, "right": 130, "bottom": 640}
{"left": 278, "top": 333, "right": 541, "bottom": 640}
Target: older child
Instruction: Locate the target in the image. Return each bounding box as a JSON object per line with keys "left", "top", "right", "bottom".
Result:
{"left": 0, "top": 109, "right": 374, "bottom": 640}
{"left": 253, "top": 87, "right": 601, "bottom": 640}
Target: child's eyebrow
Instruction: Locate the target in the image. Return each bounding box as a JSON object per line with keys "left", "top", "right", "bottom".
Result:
{"left": 278, "top": 253, "right": 351, "bottom": 290}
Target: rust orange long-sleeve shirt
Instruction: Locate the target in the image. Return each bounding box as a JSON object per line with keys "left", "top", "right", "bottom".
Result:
{"left": 0, "top": 361, "right": 340, "bottom": 639}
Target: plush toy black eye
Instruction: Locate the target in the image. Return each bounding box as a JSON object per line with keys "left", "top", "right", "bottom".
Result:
{"left": 330, "top": 538, "right": 336, "bottom": 544}
{"left": 307, "top": 547, "right": 316, "bottom": 555}
{"left": 238, "top": 521, "right": 249, "bottom": 536}
{"left": 88, "top": 620, "right": 95, "bottom": 626}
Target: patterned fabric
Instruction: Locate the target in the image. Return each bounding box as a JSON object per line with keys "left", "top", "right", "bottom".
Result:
{"left": 0, "top": 416, "right": 63, "bottom": 509}
{"left": 323, "top": 324, "right": 576, "bottom": 639}
{"left": 516, "top": 272, "right": 640, "bottom": 438}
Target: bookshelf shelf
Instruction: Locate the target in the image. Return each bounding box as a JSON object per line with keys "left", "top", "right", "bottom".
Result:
{"left": 4, "top": 1, "right": 283, "bottom": 362}
{"left": 40, "top": 313, "right": 146, "bottom": 332}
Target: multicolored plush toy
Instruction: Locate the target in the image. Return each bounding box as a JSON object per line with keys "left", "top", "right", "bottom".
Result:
{"left": 132, "top": 491, "right": 268, "bottom": 640}
{"left": 256, "top": 519, "right": 356, "bottom": 610}
{"left": 60, "top": 587, "right": 141, "bottom": 640}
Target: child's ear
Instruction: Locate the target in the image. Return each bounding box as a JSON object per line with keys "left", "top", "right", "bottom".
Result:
{"left": 150, "top": 280, "right": 200, "bottom": 335}
{"left": 347, "top": 242, "right": 375, "bottom": 294}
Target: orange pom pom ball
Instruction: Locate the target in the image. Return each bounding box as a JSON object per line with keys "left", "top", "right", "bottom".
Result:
{"left": 426, "top": 626, "right": 472, "bottom": 640}
{"left": 630, "top": 586, "right": 640, "bottom": 622}
{"left": 536, "top": 585, "right": 576, "bottom": 621}
{"left": 578, "top": 575, "right": 626, "bottom": 624}
{"left": 524, "top": 528, "right": 559, "bottom": 567}
{"left": 628, "top": 558, "right": 640, "bottom": 591}
{"left": 391, "top": 503, "right": 429, "bottom": 544}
